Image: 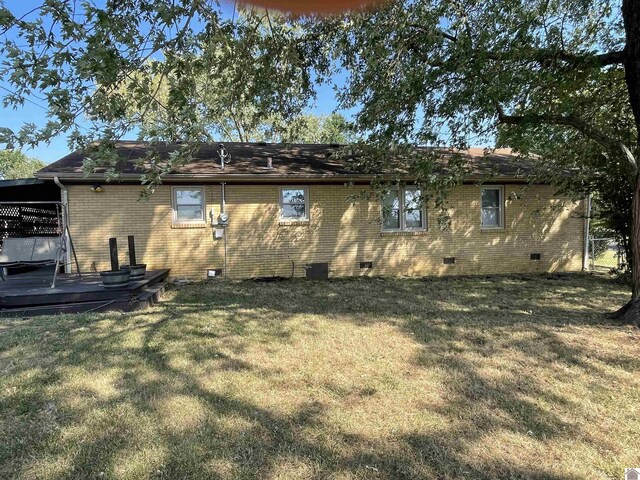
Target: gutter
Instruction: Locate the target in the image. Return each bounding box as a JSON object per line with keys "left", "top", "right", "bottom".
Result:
{"left": 583, "top": 194, "right": 592, "bottom": 271}
{"left": 36, "top": 172, "right": 541, "bottom": 185}
{"left": 36, "top": 172, "right": 379, "bottom": 182}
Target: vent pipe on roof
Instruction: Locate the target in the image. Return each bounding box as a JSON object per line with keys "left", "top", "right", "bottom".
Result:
{"left": 266, "top": 157, "right": 273, "bottom": 169}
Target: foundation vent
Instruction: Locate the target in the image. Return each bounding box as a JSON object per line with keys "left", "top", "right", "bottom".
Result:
{"left": 305, "top": 263, "right": 329, "bottom": 280}
{"left": 207, "top": 269, "right": 224, "bottom": 278}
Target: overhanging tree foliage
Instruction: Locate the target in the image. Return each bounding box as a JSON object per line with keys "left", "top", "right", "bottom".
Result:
{"left": 304, "top": 0, "right": 640, "bottom": 323}
{"left": 111, "top": 11, "right": 324, "bottom": 145}
{"left": 118, "top": 58, "right": 355, "bottom": 143}
{"left": 0, "top": 2, "right": 315, "bottom": 186}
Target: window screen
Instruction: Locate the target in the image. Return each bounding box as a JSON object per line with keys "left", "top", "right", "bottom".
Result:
{"left": 382, "top": 190, "right": 401, "bottom": 230}
{"left": 281, "top": 187, "right": 308, "bottom": 220}
{"left": 173, "top": 187, "right": 205, "bottom": 223}
{"left": 481, "top": 187, "right": 503, "bottom": 228}
{"left": 382, "top": 187, "right": 426, "bottom": 231}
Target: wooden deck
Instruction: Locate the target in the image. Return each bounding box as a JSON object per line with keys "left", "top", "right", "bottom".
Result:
{"left": 0, "top": 269, "right": 170, "bottom": 316}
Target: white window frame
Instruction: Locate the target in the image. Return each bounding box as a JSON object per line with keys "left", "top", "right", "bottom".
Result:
{"left": 171, "top": 186, "right": 206, "bottom": 224}
{"left": 381, "top": 186, "right": 427, "bottom": 232}
{"left": 279, "top": 186, "right": 309, "bottom": 221}
{"left": 480, "top": 185, "right": 504, "bottom": 229}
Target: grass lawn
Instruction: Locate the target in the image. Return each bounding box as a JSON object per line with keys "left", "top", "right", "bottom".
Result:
{"left": 593, "top": 249, "right": 622, "bottom": 270}
{"left": 1, "top": 274, "right": 639, "bottom": 480}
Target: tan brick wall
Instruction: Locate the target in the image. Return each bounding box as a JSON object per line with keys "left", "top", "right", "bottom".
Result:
{"left": 66, "top": 183, "right": 585, "bottom": 279}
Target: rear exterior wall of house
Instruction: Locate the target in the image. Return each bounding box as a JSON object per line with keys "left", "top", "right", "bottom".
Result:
{"left": 65, "top": 182, "right": 585, "bottom": 279}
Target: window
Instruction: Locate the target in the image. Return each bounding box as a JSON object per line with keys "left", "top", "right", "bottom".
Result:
{"left": 172, "top": 186, "right": 205, "bottom": 223}
{"left": 280, "top": 187, "right": 309, "bottom": 221}
{"left": 381, "top": 187, "right": 426, "bottom": 231}
{"left": 481, "top": 186, "right": 504, "bottom": 228}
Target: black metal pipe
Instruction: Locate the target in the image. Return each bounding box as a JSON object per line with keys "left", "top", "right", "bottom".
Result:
{"left": 109, "top": 237, "right": 119, "bottom": 271}
{"left": 128, "top": 235, "right": 137, "bottom": 265}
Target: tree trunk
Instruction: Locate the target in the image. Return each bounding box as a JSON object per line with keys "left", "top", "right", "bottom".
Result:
{"left": 633, "top": 175, "right": 640, "bottom": 301}
{"left": 610, "top": 172, "right": 640, "bottom": 323}
{"left": 611, "top": 174, "right": 640, "bottom": 323}
{"left": 610, "top": 0, "right": 640, "bottom": 324}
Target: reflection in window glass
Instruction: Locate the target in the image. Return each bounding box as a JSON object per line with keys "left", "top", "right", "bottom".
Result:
{"left": 176, "top": 189, "right": 202, "bottom": 205}
{"left": 382, "top": 188, "right": 425, "bottom": 231}
{"left": 176, "top": 205, "right": 203, "bottom": 221}
{"left": 174, "top": 188, "right": 205, "bottom": 222}
{"left": 404, "top": 189, "right": 424, "bottom": 229}
{"left": 382, "top": 190, "right": 401, "bottom": 230}
{"left": 281, "top": 187, "right": 308, "bottom": 220}
{"left": 481, "top": 187, "right": 502, "bottom": 227}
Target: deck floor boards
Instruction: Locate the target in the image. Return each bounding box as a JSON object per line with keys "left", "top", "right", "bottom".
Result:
{"left": 0, "top": 269, "right": 170, "bottom": 309}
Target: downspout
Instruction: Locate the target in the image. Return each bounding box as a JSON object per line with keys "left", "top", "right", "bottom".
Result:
{"left": 54, "top": 176, "right": 72, "bottom": 274}
{"left": 583, "top": 194, "right": 592, "bottom": 271}
{"left": 221, "top": 182, "right": 227, "bottom": 278}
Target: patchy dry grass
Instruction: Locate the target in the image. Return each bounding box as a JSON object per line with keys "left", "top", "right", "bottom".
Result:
{"left": 1, "top": 273, "right": 639, "bottom": 479}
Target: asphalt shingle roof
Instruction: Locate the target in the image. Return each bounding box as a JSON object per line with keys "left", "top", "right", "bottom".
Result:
{"left": 37, "top": 141, "right": 536, "bottom": 180}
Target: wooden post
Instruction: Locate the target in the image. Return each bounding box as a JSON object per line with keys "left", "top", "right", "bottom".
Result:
{"left": 128, "top": 235, "right": 137, "bottom": 265}
{"left": 109, "top": 237, "right": 119, "bottom": 271}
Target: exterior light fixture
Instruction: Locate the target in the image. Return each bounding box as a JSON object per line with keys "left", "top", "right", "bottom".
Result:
{"left": 91, "top": 183, "right": 103, "bottom": 193}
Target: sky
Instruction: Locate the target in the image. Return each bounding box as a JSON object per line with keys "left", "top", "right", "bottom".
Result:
{"left": 0, "top": 0, "right": 350, "bottom": 164}
{"left": 0, "top": 77, "right": 347, "bottom": 164}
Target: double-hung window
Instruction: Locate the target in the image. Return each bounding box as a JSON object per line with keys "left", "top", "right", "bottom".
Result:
{"left": 480, "top": 186, "right": 504, "bottom": 229}
{"left": 172, "top": 186, "right": 205, "bottom": 224}
{"left": 280, "top": 187, "right": 309, "bottom": 221}
{"left": 382, "top": 187, "right": 426, "bottom": 231}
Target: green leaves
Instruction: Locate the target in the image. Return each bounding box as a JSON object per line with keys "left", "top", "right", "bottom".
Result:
{"left": 0, "top": 2, "right": 323, "bottom": 190}
{"left": 300, "top": 0, "right": 635, "bottom": 234}
{"left": 0, "top": 149, "right": 45, "bottom": 179}
{"left": 308, "top": 0, "right": 626, "bottom": 149}
{"left": 0, "top": 0, "right": 634, "bottom": 219}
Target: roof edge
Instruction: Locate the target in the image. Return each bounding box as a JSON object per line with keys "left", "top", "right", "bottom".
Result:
{"left": 0, "top": 178, "right": 46, "bottom": 187}
{"left": 36, "top": 171, "right": 541, "bottom": 184}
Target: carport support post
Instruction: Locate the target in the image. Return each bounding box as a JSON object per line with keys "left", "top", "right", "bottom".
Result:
{"left": 128, "top": 235, "right": 136, "bottom": 265}
{"left": 109, "top": 238, "right": 119, "bottom": 271}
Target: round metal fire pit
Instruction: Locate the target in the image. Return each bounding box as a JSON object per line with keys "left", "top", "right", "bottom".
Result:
{"left": 100, "top": 269, "right": 131, "bottom": 289}
{"left": 120, "top": 264, "right": 147, "bottom": 281}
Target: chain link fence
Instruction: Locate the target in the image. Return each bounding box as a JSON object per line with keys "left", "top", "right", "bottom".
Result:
{"left": 589, "top": 237, "right": 625, "bottom": 271}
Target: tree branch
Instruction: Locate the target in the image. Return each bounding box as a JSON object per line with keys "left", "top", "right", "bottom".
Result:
{"left": 497, "top": 110, "right": 637, "bottom": 170}
{"left": 408, "top": 24, "right": 625, "bottom": 68}
{"left": 499, "top": 111, "right": 606, "bottom": 144}
{"left": 486, "top": 48, "right": 626, "bottom": 68}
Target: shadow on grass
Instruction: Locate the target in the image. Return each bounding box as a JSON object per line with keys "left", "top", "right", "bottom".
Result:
{"left": 0, "top": 273, "right": 636, "bottom": 479}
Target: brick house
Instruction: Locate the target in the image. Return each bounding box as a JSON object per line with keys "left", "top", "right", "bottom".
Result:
{"left": 35, "top": 142, "right": 587, "bottom": 279}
